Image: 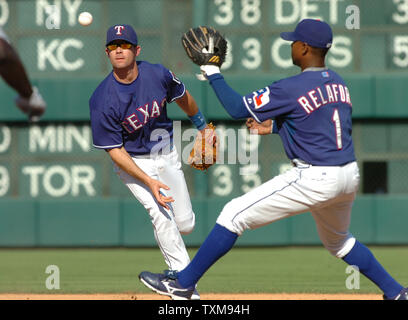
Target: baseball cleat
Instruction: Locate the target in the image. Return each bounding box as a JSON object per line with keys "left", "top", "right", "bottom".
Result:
{"left": 191, "top": 288, "right": 200, "bottom": 300}
{"left": 383, "top": 287, "right": 408, "bottom": 300}
{"left": 164, "top": 269, "right": 200, "bottom": 300}
{"left": 139, "top": 271, "right": 194, "bottom": 300}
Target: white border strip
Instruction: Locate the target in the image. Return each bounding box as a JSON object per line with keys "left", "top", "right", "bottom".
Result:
{"left": 93, "top": 143, "right": 123, "bottom": 149}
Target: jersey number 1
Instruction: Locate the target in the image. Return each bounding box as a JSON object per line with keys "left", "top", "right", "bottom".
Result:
{"left": 332, "top": 109, "right": 343, "bottom": 150}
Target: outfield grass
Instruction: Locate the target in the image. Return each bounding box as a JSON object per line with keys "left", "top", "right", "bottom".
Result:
{"left": 0, "top": 246, "right": 407, "bottom": 294}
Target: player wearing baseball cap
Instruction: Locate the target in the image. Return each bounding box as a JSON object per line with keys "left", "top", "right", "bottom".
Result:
{"left": 90, "top": 24, "right": 216, "bottom": 300}
{"left": 139, "top": 19, "right": 407, "bottom": 300}
{"left": 105, "top": 24, "right": 139, "bottom": 46}
{"left": 280, "top": 18, "right": 333, "bottom": 49}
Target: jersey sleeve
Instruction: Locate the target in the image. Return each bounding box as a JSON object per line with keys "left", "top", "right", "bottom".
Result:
{"left": 242, "top": 80, "right": 294, "bottom": 123}
{"left": 90, "top": 106, "right": 123, "bottom": 149}
{"left": 163, "top": 67, "right": 186, "bottom": 102}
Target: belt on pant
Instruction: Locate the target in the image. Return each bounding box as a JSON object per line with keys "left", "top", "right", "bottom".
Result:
{"left": 291, "top": 159, "right": 311, "bottom": 168}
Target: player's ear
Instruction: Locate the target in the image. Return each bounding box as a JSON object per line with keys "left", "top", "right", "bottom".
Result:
{"left": 105, "top": 48, "right": 110, "bottom": 56}
{"left": 301, "top": 42, "right": 309, "bottom": 55}
{"left": 134, "top": 45, "right": 141, "bottom": 57}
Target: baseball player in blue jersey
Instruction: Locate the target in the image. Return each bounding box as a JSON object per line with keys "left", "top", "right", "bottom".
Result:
{"left": 139, "top": 19, "right": 408, "bottom": 300}
{"left": 89, "top": 24, "right": 215, "bottom": 300}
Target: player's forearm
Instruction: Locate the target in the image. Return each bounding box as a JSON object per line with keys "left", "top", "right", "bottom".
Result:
{"left": 107, "top": 147, "right": 151, "bottom": 185}
{"left": 0, "top": 39, "right": 33, "bottom": 98}
{"left": 175, "top": 90, "right": 199, "bottom": 117}
{"left": 207, "top": 73, "right": 250, "bottom": 120}
{"left": 177, "top": 90, "right": 212, "bottom": 131}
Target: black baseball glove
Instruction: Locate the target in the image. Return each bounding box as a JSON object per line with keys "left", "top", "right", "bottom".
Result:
{"left": 181, "top": 26, "right": 227, "bottom": 67}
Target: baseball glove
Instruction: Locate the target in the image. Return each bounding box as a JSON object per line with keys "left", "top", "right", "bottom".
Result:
{"left": 181, "top": 26, "right": 227, "bottom": 67}
{"left": 188, "top": 123, "right": 217, "bottom": 171}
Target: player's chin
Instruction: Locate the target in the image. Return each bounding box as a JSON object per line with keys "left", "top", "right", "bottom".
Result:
{"left": 112, "top": 60, "right": 131, "bottom": 69}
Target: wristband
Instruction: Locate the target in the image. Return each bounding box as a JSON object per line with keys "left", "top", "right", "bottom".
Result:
{"left": 188, "top": 109, "right": 206, "bottom": 130}
{"left": 200, "top": 65, "right": 221, "bottom": 76}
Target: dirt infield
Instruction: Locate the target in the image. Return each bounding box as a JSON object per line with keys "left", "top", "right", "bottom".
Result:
{"left": 0, "top": 293, "right": 382, "bottom": 300}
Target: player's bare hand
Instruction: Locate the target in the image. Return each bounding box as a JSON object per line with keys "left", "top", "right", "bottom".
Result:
{"left": 246, "top": 118, "right": 273, "bottom": 135}
{"left": 146, "top": 178, "right": 174, "bottom": 210}
{"left": 15, "top": 86, "right": 46, "bottom": 122}
{"left": 246, "top": 118, "right": 255, "bottom": 130}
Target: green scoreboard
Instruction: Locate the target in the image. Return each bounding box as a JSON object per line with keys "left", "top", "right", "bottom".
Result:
{"left": 0, "top": 1, "right": 408, "bottom": 247}
{"left": 1, "top": 0, "right": 407, "bottom": 120}
{"left": 205, "top": 0, "right": 408, "bottom": 73}
{"left": 0, "top": 0, "right": 407, "bottom": 191}
{"left": 2, "top": 0, "right": 408, "bottom": 79}
{"left": 0, "top": 0, "right": 407, "bottom": 198}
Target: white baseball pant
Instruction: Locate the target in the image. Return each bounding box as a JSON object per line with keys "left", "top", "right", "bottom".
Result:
{"left": 217, "top": 160, "right": 360, "bottom": 258}
{"left": 114, "top": 147, "right": 195, "bottom": 271}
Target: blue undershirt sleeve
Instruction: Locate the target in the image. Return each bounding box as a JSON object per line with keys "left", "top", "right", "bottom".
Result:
{"left": 207, "top": 73, "right": 250, "bottom": 120}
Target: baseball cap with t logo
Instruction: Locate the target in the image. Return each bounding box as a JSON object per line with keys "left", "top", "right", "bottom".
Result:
{"left": 280, "top": 19, "right": 333, "bottom": 49}
{"left": 106, "top": 24, "right": 138, "bottom": 46}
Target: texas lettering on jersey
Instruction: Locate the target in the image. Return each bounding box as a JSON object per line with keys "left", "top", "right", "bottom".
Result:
{"left": 121, "top": 97, "right": 167, "bottom": 133}
{"left": 297, "top": 83, "right": 352, "bottom": 114}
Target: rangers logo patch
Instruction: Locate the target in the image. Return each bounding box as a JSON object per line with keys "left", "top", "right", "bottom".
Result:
{"left": 114, "top": 26, "right": 125, "bottom": 35}
{"left": 252, "top": 87, "right": 270, "bottom": 109}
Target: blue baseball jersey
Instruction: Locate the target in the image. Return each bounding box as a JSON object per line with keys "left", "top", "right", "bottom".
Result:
{"left": 243, "top": 69, "right": 355, "bottom": 166}
{"left": 89, "top": 61, "right": 185, "bottom": 155}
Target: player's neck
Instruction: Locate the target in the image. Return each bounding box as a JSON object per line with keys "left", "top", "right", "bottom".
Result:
{"left": 113, "top": 61, "right": 138, "bottom": 84}
{"left": 300, "top": 57, "right": 326, "bottom": 71}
